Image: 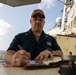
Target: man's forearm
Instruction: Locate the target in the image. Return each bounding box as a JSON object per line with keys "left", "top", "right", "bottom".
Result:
{"left": 52, "top": 50, "right": 63, "bottom": 56}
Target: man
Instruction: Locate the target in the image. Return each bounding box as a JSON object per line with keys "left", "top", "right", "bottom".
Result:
{"left": 4, "top": 9, "right": 63, "bottom": 67}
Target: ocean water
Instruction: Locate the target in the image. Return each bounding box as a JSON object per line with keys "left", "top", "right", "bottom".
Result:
{"left": 0, "top": 50, "right": 6, "bottom": 54}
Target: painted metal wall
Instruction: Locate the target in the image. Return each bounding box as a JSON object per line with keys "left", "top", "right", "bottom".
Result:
{"left": 56, "top": 35, "right": 76, "bottom": 55}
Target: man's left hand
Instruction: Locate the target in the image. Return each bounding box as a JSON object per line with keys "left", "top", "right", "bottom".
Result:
{"left": 34, "top": 49, "right": 53, "bottom": 63}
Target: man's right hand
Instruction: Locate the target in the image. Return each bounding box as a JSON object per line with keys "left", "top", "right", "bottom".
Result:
{"left": 12, "top": 50, "right": 31, "bottom": 67}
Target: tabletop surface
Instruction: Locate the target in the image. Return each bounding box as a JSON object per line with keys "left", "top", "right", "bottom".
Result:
{"left": 0, "top": 64, "right": 60, "bottom": 75}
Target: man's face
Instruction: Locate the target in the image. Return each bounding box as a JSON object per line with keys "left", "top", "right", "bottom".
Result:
{"left": 30, "top": 14, "right": 45, "bottom": 32}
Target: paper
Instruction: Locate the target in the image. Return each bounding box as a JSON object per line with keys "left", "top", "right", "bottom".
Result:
{"left": 43, "top": 56, "right": 62, "bottom": 65}
{"left": 28, "top": 60, "right": 39, "bottom": 64}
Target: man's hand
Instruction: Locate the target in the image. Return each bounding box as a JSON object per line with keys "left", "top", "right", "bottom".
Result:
{"left": 12, "top": 50, "right": 31, "bottom": 67}
{"left": 34, "top": 49, "right": 53, "bottom": 63}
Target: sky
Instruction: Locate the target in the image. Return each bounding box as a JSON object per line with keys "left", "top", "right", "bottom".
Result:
{"left": 0, "top": 0, "right": 64, "bottom": 51}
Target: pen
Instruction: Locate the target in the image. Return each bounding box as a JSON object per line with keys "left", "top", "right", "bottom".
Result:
{"left": 17, "top": 45, "right": 31, "bottom": 59}
{"left": 17, "top": 45, "right": 24, "bottom": 50}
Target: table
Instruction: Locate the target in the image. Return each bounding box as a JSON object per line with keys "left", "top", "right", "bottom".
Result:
{"left": 0, "top": 64, "right": 60, "bottom": 75}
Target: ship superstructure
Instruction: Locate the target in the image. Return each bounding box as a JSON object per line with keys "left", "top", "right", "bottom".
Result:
{"left": 47, "top": 0, "right": 76, "bottom": 55}
{"left": 47, "top": 0, "right": 76, "bottom": 35}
